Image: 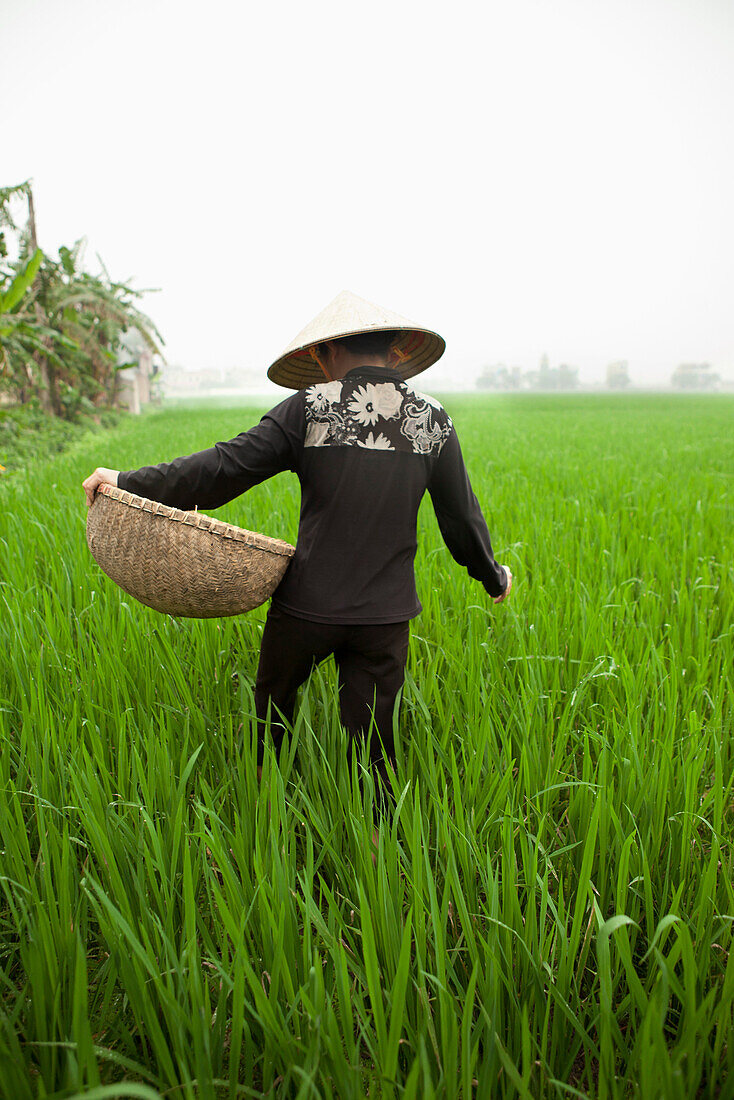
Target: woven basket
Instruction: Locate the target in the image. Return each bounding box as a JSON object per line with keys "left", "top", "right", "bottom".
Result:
{"left": 86, "top": 484, "right": 295, "bottom": 618}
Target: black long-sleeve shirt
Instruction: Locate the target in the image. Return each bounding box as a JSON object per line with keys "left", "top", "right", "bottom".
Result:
{"left": 117, "top": 365, "right": 508, "bottom": 624}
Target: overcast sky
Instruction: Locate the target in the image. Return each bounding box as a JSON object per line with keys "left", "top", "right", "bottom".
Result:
{"left": 3, "top": 0, "right": 733, "bottom": 388}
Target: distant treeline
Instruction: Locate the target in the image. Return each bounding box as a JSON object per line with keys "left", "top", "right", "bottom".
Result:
{"left": 0, "top": 180, "right": 161, "bottom": 419}
{"left": 477, "top": 357, "right": 722, "bottom": 391}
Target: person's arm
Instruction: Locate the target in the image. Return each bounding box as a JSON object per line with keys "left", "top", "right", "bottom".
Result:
{"left": 427, "top": 426, "right": 511, "bottom": 602}
{"left": 83, "top": 395, "right": 304, "bottom": 511}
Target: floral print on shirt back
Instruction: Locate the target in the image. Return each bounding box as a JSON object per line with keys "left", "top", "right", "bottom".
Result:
{"left": 304, "top": 377, "right": 453, "bottom": 455}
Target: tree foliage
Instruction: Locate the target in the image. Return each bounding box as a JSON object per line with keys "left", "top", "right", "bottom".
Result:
{"left": 671, "top": 362, "right": 720, "bottom": 390}
{"left": 477, "top": 355, "right": 580, "bottom": 391}
{"left": 0, "top": 180, "right": 163, "bottom": 418}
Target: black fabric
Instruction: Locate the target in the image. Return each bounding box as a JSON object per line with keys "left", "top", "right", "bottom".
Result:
{"left": 117, "top": 365, "right": 508, "bottom": 625}
{"left": 255, "top": 604, "right": 410, "bottom": 810}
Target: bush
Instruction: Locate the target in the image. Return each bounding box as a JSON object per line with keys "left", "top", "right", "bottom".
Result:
{"left": 0, "top": 402, "right": 120, "bottom": 474}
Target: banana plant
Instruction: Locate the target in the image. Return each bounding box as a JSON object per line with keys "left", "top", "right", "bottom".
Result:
{"left": 1, "top": 179, "right": 163, "bottom": 417}
{"left": 0, "top": 248, "right": 47, "bottom": 396}
{"left": 0, "top": 247, "right": 43, "bottom": 323}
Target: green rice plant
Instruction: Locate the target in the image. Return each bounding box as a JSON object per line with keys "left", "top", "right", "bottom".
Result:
{"left": 0, "top": 394, "right": 731, "bottom": 1098}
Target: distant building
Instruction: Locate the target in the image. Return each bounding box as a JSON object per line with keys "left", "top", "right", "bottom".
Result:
{"left": 158, "top": 364, "right": 271, "bottom": 395}
{"left": 606, "top": 361, "right": 630, "bottom": 388}
{"left": 116, "top": 328, "right": 159, "bottom": 414}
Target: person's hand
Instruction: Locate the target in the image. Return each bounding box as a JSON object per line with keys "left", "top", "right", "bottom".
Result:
{"left": 82, "top": 467, "right": 119, "bottom": 508}
{"left": 493, "top": 565, "right": 513, "bottom": 604}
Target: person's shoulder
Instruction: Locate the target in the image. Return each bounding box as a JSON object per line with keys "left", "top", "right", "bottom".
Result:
{"left": 259, "top": 389, "right": 308, "bottom": 449}
{"left": 400, "top": 381, "right": 452, "bottom": 424}
{"left": 264, "top": 388, "right": 306, "bottom": 419}
{"left": 393, "top": 379, "right": 454, "bottom": 457}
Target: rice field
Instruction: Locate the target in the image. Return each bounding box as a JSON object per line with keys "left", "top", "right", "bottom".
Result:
{"left": 1, "top": 393, "right": 732, "bottom": 1099}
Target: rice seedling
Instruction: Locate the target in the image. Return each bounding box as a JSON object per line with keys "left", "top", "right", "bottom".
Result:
{"left": 0, "top": 394, "right": 731, "bottom": 1098}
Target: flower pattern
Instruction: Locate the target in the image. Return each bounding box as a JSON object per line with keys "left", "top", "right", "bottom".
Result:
{"left": 400, "top": 398, "right": 448, "bottom": 455}
{"left": 304, "top": 419, "right": 332, "bottom": 448}
{"left": 304, "top": 375, "right": 452, "bottom": 456}
{"left": 348, "top": 385, "right": 381, "bottom": 426}
{"left": 305, "top": 380, "right": 343, "bottom": 414}
{"left": 372, "top": 383, "right": 404, "bottom": 420}
{"left": 357, "top": 431, "right": 394, "bottom": 451}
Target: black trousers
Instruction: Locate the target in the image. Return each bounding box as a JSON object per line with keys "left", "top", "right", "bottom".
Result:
{"left": 254, "top": 604, "right": 410, "bottom": 806}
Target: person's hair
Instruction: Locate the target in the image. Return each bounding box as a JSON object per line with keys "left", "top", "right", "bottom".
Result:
{"left": 318, "top": 330, "right": 399, "bottom": 361}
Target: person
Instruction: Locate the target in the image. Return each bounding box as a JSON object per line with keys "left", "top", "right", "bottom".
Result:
{"left": 82, "top": 290, "right": 512, "bottom": 838}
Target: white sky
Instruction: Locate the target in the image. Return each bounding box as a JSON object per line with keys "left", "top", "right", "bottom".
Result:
{"left": 3, "top": 0, "right": 733, "bottom": 387}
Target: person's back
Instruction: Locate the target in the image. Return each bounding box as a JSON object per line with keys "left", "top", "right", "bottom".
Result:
{"left": 269, "top": 365, "right": 460, "bottom": 624}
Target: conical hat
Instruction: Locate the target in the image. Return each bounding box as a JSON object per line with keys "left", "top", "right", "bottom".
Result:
{"left": 267, "top": 290, "right": 446, "bottom": 389}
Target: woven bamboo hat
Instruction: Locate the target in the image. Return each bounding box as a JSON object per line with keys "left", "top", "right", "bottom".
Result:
{"left": 267, "top": 290, "right": 446, "bottom": 389}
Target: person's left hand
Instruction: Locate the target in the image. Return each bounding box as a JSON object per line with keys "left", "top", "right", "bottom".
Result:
{"left": 82, "top": 467, "right": 119, "bottom": 507}
{"left": 493, "top": 565, "right": 513, "bottom": 604}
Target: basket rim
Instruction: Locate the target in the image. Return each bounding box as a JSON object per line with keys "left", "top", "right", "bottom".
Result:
{"left": 97, "top": 483, "right": 295, "bottom": 557}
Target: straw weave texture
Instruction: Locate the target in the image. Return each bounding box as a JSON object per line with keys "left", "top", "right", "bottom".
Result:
{"left": 270, "top": 329, "right": 444, "bottom": 390}
{"left": 86, "top": 484, "right": 295, "bottom": 618}
{"left": 267, "top": 290, "right": 446, "bottom": 389}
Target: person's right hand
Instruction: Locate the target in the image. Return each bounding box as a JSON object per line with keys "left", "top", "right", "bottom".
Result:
{"left": 493, "top": 565, "right": 513, "bottom": 604}
{"left": 82, "top": 467, "right": 120, "bottom": 508}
